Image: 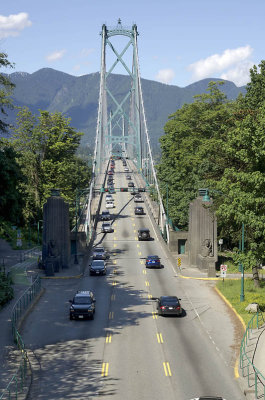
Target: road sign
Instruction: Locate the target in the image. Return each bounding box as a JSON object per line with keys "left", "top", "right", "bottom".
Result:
{"left": 220, "top": 264, "right": 227, "bottom": 272}
{"left": 220, "top": 270, "right": 227, "bottom": 278}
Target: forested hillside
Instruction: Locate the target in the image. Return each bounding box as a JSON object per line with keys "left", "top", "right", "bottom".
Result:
{"left": 6, "top": 68, "right": 246, "bottom": 152}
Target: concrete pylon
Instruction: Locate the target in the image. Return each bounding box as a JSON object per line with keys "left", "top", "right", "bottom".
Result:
{"left": 42, "top": 189, "right": 70, "bottom": 274}
{"left": 188, "top": 190, "right": 217, "bottom": 277}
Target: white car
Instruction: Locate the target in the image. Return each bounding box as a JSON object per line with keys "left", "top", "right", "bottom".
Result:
{"left": 124, "top": 167, "right": 129, "bottom": 172}
{"left": 106, "top": 194, "right": 113, "bottom": 201}
{"left": 106, "top": 201, "right": 114, "bottom": 209}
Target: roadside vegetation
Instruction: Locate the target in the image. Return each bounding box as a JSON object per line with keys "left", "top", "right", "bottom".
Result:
{"left": 216, "top": 278, "right": 265, "bottom": 327}
{"left": 157, "top": 61, "right": 265, "bottom": 285}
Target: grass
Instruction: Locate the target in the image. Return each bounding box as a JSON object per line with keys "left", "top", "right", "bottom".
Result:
{"left": 216, "top": 278, "right": 265, "bottom": 327}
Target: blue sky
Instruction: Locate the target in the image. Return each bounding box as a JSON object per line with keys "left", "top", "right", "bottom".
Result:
{"left": 0, "top": 0, "right": 264, "bottom": 87}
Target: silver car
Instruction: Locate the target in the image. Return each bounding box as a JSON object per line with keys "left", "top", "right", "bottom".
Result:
{"left": 92, "top": 247, "right": 107, "bottom": 260}
{"left": 101, "top": 223, "right": 113, "bottom": 233}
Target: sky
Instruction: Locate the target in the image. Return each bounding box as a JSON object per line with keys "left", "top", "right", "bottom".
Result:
{"left": 0, "top": 0, "right": 264, "bottom": 88}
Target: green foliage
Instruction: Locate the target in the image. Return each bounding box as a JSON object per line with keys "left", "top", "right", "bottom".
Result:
{"left": 0, "top": 269, "right": 14, "bottom": 307}
{"left": 12, "top": 108, "right": 91, "bottom": 223}
{"left": 157, "top": 81, "right": 233, "bottom": 229}
{"left": 0, "top": 52, "right": 15, "bottom": 133}
{"left": 158, "top": 61, "right": 265, "bottom": 274}
{"left": 0, "top": 140, "right": 25, "bottom": 223}
{"left": 216, "top": 278, "right": 265, "bottom": 326}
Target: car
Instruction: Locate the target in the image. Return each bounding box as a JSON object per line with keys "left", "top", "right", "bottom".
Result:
{"left": 101, "top": 211, "right": 111, "bottom": 221}
{"left": 101, "top": 222, "right": 113, "bottom": 233}
{"left": 126, "top": 175, "right": 132, "bottom": 180}
{"left": 69, "top": 291, "right": 96, "bottom": 320}
{"left": 124, "top": 167, "right": 129, "bottom": 172}
{"left": 90, "top": 260, "right": 107, "bottom": 276}
{"left": 189, "top": 398, "right": 225, "bottom": 400}
{"left": 128, "top": 182, "right": 135, "bottom": 187}
{"left": 134, "top": 194, "right": 143, "bottom": 202}
{"left": 145, "top": 255, "right": 161, "bottom": 268}
{"left": 156, "top": 296, "right": 182, "bottom": 316}
{"left": 107, "top": 177, "right": 114, "bottom": 184}
{"left": 106, "top": 200, "right": 114, "bottom": 209}
{"left": 92, "top": 246, "right": 107, "bottom": 260}
{"left": 138, "top": 228, "right": 151, "bottom": 241}
{"left": 134, "top": 206, "right": 144, "bottom": 215}
{"left": 108, "top": 171, "right": 114, "bottom": 175}
{"left": 106, "top": 194, "right": 113, "bottom": 201}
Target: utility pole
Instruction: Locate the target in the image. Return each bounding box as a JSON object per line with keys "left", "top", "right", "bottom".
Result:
{"left": 240, "top": 223, "right": 245, "bottom": 302}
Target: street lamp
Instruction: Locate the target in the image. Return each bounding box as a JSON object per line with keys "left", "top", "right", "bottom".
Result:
{"left": 240, "top": 223, "right": 245, "bottom": 302}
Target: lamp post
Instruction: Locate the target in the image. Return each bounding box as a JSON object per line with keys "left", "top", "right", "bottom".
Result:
{"left": 240, "top": 223, "right": 245, "bottom": 302}
{"left": 74, "top": 192, "right": 78, "bottom": 264}
{"left": 37, "top": 220, "right": 43, "bottom": 246}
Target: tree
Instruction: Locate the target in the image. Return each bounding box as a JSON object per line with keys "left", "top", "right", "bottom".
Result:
{"left": 0, "top": 139, "right": 25, "bottom": 223}
{"left": 157, "top": 82, "right": 233, "bottom": 229}
{"left": 0, "top": 53, "right": 15, "bottom": 134}
{"left": 12, "top": 108, "right": 91, "bottom": 224}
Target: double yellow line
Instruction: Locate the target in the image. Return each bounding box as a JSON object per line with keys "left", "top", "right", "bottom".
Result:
{"left": 163, "top": 362, "right": 172, "bottom": 376}
{"left": 101, "top": 362, "right": 109, "bottom": 376}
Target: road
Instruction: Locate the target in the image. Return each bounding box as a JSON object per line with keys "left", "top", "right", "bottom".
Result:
{"left": 22, "top": 159, "right": 243, "bottom": 400}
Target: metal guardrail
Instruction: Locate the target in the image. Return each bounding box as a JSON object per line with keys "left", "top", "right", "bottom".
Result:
{"left": 240, "top": 311, "right": 265, "bottom": 399}
{"left": 0, "top": 275, "right": 41, "bottom": 400}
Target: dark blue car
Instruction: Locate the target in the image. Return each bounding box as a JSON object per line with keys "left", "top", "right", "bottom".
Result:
{"left": 145, "top": 255, "right": 161, "bottom": 268}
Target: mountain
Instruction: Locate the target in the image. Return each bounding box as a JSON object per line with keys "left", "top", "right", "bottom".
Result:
{"left": 6, "top": 68, "right": 246, "bottom": 151}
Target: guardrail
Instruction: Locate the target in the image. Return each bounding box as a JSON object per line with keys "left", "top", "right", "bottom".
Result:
{"left": 0, "top": 275, "right": 41, "bottom": 400}
{"left": 240, "top": 311, "right": 265, "bottom": 399}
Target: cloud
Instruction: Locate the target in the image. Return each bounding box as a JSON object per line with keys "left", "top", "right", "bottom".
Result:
{"left": 0, "top": 12, "right": 32, "bottom": 39}
{"left": 220, "top": 61, "right": 254, "bottom": 86}
{"left": 155, "top": 69, "right": 175, "bottom": 84}
{"left": 46, "top": 50, "right": 66, "bottom": 62}
{"left": 188, "top": 45, "right": 253, "bottom": 81}
{"left": 73, "top": 64, "right": 81, "bottom": 71}
{"left": 80, "top": 48, "right": 94, "bottom": 57}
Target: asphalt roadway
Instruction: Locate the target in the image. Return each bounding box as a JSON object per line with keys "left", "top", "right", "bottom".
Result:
{"left": 21, "top": 160, "right": 244, "bottom": 400}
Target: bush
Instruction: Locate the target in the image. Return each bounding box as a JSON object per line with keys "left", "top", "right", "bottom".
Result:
{"left": 0, "top": 270, "right": 14, "bottom": 307}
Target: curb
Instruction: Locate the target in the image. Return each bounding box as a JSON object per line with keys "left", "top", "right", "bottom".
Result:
{"left": 214, "top": 286, "right": 246, "bottom": 383}
{"left": 41, "top": 274, "right": 82, "bottom": 280}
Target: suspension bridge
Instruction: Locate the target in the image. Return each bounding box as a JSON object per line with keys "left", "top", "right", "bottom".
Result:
{"left": 82, "top": 19, "right": 169, "bottom": 243}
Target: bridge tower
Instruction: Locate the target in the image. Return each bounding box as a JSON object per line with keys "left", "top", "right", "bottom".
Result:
{"left": 95, "top": 19, "right": 142, "bottom": 171}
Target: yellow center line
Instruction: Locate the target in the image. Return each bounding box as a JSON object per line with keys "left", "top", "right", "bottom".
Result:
{"left": 114, "top": 237, "right": 117, "bottom": 240}
{"left": 143, "top": 269, "right": 146, "bottom": 275}
{"left": 152, "top": 312, "right": 157, "bottom": 319}
{"left": 135, "top": 236, "right": 138, "bottom": 241}
{"left": 134, "top": 229, "right": 136, "bottom": 233}
{"left": 109, "top": 311, "right": 114, "bottom": 319}
{"left": 111, "top": 294, "right": 115, "bottom": 301}
{"left": 148, "top": 294, "right": 152, "bottom": 299}
{"left": 157, "top": 333, "right": 164, "bottom": 344}
{"left": 113, "top": 260, "right": 117, "bottom": 264}
{"left": 114, "top": 243, "right": 117, "bottom": 248}
{"left": 112, "top": 281, "right": 117, "bottom": 286}
{"left": 140, "top": 260, "right": 144, "bottom": 264}
{"left": 137, "top": 244, "right": 140, "bottom": 248}
{"left": 114, "top": 223, "right": 117, "bottom": 227}
{"left": 101, "top": 362, "right": 109, "bottom": 376}
{"left": 138, "top": 251, "right": 142, "bottom": 256}
{"left": 145, "top": 281, "right": 149, "bottom": 286}
{"left": 113, "top": 252, "right": 116, "bottom": 256}
{"left": 106, "top": 333, "right": 112, "bottom": 343}
{"left": 131, "top": 218, "right": 135, "bottom": 221}
{"left": 132, "top": 223, "right": 136, "bottom": 227}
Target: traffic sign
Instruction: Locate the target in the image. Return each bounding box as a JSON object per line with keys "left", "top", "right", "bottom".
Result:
{"left": 220, "top": 264, "right": 227, "bottom": 272}
{"left": 220, "top": 270, "right": 227, "bottom": 278}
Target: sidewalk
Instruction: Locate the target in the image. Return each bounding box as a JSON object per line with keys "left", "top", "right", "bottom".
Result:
{"left": 0, "top": 239, "right": 86, "bottom": 394}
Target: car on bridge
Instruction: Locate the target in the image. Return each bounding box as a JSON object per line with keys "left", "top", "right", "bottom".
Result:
{"left": 134, "top": 194, "right": 143, "bottom": 202}
{"left": 138, "top": 228, "right": 151, "bottom": 241}
{"left": 126, "top": 175, "right": 131, "bottom": 180}
{"left": 145, "top": 255, "right": 161, "bottom": 268}
{"left": 106, "top": 194, "right": 113, "bottom": 201}
{"left": 106, "top": 200, "right": 114, "bottom": 209}
{"left": 134, "top": 206, "right": 144, "bottom": 215}
{"left": 128, "top": 182, "right": 135, "bottom": 188}
{"left": 101, "top": 211, "right": 111, "bottom": 221}
{"left": 92, "top": 247, "right": 107, "bottom": 260}
{"left": 69, "top": 291, "right": 96, "bottom": 320}
{"left": 89, "top": 260, "right": 107, "bottom": 276}
{"left": 101, "top": 222, "right": 113, "bottom": 233}
{"left": 156, "top": 296, "right": 182, "bottom": 317}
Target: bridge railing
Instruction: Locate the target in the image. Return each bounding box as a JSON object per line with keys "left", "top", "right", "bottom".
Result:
{"left": 0, "top": 275, "right": 42, "bottom": 400}
{"left": 240, "top": 311, "right": 265, "bottom": 399}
